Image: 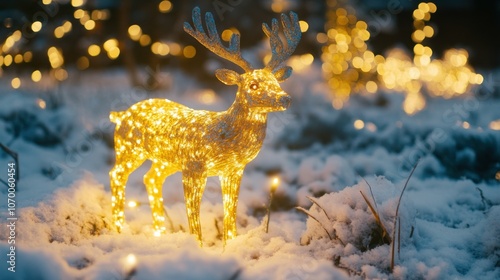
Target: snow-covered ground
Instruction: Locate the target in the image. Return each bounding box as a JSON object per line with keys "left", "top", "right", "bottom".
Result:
{"left": 0, "top": 64, "right": 499, "bottom": 279}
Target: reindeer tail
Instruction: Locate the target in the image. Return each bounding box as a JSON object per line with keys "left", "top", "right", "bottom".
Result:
{"left": 109, "top": 111, "right": 126, "bottom": 124}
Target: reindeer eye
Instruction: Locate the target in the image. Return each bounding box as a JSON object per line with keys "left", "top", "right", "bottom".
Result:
{"left": 250, "top": 82, "right": 259, "bottom": 90}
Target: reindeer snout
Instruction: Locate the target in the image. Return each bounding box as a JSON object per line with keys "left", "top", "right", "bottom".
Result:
{"left": 278, "top": 93, "right": 291, "bottom": 109}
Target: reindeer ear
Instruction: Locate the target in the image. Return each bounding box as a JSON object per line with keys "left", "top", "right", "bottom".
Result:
{"left": 273, "top": 66, "right": 293, "bottom": 82}
{"left": 215, "top": 69, "right": 241, "bottom": 85}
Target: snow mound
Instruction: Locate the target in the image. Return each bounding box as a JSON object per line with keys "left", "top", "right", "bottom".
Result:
{"left": 0, "top": 176, "right": 113, "bottom": 246}
{"left": 300, "top": 176, "right": 417, "bottom": 274}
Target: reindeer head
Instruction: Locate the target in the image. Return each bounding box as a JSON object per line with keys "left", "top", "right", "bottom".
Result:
{"left": 184, "top": 7, "right": 301, "bottom": 113}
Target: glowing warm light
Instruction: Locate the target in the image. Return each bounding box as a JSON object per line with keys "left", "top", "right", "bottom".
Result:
{"left": 198, "top": 89, "right": 216, "bottom": 104}
{"left": 88, "top": 44, "right": 101, "bottom": 56}
{"left": 54, "top": 68, "right": 68, "bottom": 81}
{"left": 490, "top": 120, "right": 500, "bottom": 131}
{"left": 271, "top": 177, "right": 280, "bottom": 192}
{"left": 31, "top": 21, "right": 42, "bottom": 32}
{"left": 103, "top": 39, "right": 118, "bottom": 51}
{"left": 125, "top": 254, "right": 137, "bottom": 266}
{"left": 496, "top": 171, "right": 500, "bottom": 181}
{"left": 54, "top": 27, "right": 64, "bottom": 38}
{"left": 299, "top": 20, "right": 309, "bottom": 32}
{"left": 110, "top": 7, "right": 300, "bottom": 245}
{"left": 84, "top": 20, "right": 95, "bottom": 30}
{"left": 169, "top": 43, "right": 182, "bottom": 56}
{"left": 14, "top": 54, "right": 23, "bottom": 64}
{"left": 321, "top": 1, "right": 481, "bottom": 114}
{"left": 139, "top": 34, "right": 151, "bottom": 46}
{"left": 71, "top": 0, "right": 85, "bottom": 7}
{"left": 77, "top": 56, "right": 89, "bottom": 70}
{"left": 37, "top": 98, "right": 46, "bottom": 109}
{"left": 158, "top": 0, "right": 172, "bottom": 13}
{"left": 104, "top": 39, "right": 120, "bottom": 59}
{"left": 128, "top": 25, "right": 142, "bottom": 41}
{"left": 183, "top": 45, "right": 196, "bottom": 58}
{"left": 3, "top": 55, "right": 12, "bottom": 66}
{"left": 461, "top": 121, "right": 470, "bottom": 129}
{"left": 47, "top": 47, "right": 64, "bottom": 68}
{"left": 42, "top": 0, "right": 52, "bottom": 4}
{"left": 151, "top": 42, "right": 169, "bottom": 56}
{"left": 127, "top": 201, "right": 138, "bottom": 208}
{"left": 107, "top": 47, "right": 120, "bottom": 59}
{"left": 23, "top": 51, "right": 33, "bottom": 63}
{"left": 31, "top": 70, "right": 42, "bottom": 82}
{"left": 74, "top": 9, "right": 85, "bottom": 19}
{"left": 403, "top": 91, "right": 426, "bottom": 115}
{"left": 354, "top": 119, "right": 364, "bottom": 130}
{"left": 221, "top": 29, "right": 239, "bottom": 42}
{"left": 11, "top": 77, "right": 21, "bottom": 89}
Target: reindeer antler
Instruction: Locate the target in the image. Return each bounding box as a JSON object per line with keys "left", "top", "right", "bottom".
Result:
{"left": 263, "top": 11, "right": 301, "bottom": 73}
{"left": 184, "top": 7, "right": 253, "bottom": 72}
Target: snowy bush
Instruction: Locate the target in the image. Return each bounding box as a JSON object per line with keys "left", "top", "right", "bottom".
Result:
{"left": 0, "top": 177, "right": 114, "bottom": 245}
{"left": 0, "top": 92, "right": 74, "bottom": 147}
{"left": 300, "top": 176, "right": 417, "bottom": 273}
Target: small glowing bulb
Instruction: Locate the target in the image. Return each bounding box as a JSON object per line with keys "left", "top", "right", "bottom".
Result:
{"left": 31, "top": 21, "right": 42, "bottom": 32}
{"left": 153, "top": 230, "right": 161, "bottom": 237}
{"left": 354, "top": 119, "right": 364, "bottom": 130}
{"left": 271, "top": 176, "right": 280, "bottom": 192}
{"left": 125, "top": 253, "right": 137, "bottom": 267}
{"left": 127, "top": 201, "right": 138, "bottom": 208}
{"left": 37, "top": 98, "right": 46, "bottom": 109}
{"left": 11, "top": 77, "right": 21, "bottom": 89}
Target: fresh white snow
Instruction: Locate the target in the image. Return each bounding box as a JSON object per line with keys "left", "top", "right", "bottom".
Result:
{"left": 0, "top": 64, "right": 499, "bottom": 279}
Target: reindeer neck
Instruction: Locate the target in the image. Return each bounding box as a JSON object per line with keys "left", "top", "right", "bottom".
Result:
{"left": 224, "top": 93, "right": 267, "bottom": 126}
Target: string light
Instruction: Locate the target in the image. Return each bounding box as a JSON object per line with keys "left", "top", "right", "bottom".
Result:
{"left": 265, "top": 176, "right": 280, "bottom": 233}
{"left": 110, "top": 7, "right": 300, "bottom": 245}
{"left": 158, "top": 0, "right": 172, "bottom": 13}
{"left": 31, "top": 21, "right": 42, "bottom": 32}
{"left": 11, "top": 77, "right": 21, "bottom": 89}
{"left": 31, "top": 70, "right": 42, "bottom": 82}
{"left": 321, "top": 1, "right": 483, "bottom": 114}
{"left": 128, "top": 25, "right": 142, "bottom": 41}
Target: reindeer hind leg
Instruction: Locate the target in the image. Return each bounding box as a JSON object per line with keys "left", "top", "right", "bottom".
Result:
{"left": 182, "top": 164, "right": 207, "bottom": 245}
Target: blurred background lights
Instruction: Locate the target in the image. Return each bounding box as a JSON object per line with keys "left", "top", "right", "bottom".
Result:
{"left": 128, "top": 25, "right": 142, "bottom": 41}
{"left": 31, "top": 70, "right": 42, "bottom": 82}
{"left": 88, "top": 44, "right": 101, "bottom": 56}
{"left": 321, "top": 1, "right": 483, "bottom": 114}
{"left": 31, "top": 21, "right": 42, "bottom": 32}
{"left": 11, "top": 77, "right": 21, "bottom": 89}
{"left": 158, "top": 0, "right": 172, "bottom": 13}
{"left": 71, "top": 0, "right": 86, "bottom": 8}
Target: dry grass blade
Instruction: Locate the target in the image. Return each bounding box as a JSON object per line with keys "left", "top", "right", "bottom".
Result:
{"left": 390, "top": 160, "right": 419, "bottom": 271}
{"left": 296, "top": 206, "right": 333, "bottom": 241}
{"left": 360, "top": 191, "right": 392, "bottom": 244}
{"left": 306, "top": 196, "right": 332, "bottom": 221}
{"left": 361, "top": 175, "right": 379, "bottom": 214}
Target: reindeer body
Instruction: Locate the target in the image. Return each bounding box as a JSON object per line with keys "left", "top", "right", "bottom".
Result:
{"left": 110, "top": 7, "right": 300, "bottom": 244}
{"left": 111, "top": 98, "right": 267, "bottom": 174}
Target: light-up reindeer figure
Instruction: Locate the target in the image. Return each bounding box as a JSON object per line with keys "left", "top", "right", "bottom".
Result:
{"left": 109, "top": 7, "right": 301, "bottom": 244}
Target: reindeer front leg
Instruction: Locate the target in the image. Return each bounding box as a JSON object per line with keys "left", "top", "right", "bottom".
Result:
{"left": 220, "top": 169, "right": 243, "bottom": 243}
{"left": 182, "top": 162, "right": 207, "bottom": 245}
